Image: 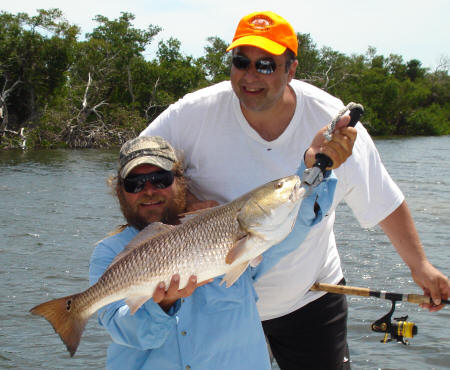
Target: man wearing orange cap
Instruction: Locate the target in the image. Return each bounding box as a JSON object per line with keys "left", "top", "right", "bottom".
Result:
{"left": 141, "top": 11, "right": 449, "bottom": 369}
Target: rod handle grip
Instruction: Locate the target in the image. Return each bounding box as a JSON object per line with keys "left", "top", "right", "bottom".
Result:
{"left": 407, "top": 294, "right": 433, "bottom": 304}
{"left": 311, "top": 283, "right": 370, "bottom": 297}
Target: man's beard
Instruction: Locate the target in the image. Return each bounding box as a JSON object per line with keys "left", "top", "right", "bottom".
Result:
{"left": 117, "top": 186, "right": 186, "bottom": 230}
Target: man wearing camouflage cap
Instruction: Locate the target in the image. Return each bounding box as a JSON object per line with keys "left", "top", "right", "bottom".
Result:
{"left": 88, "top": 135, "right": 339, "bottom": 369}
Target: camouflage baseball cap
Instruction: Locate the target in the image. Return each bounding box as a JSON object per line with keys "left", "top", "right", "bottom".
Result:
{"left": 119, "top": 136, "right": 177, "bottom": 179}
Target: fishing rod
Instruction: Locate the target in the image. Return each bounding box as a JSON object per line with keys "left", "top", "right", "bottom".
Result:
{"left": 311, "top": 282, "right": 449, "bottom": 305}
{"left": 310, "top": 282, "right": 449, "bottom": 345}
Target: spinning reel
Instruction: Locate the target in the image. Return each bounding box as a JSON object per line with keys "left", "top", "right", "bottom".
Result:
{"left": 371, "top": 299, "right": 418, "bottom": 345}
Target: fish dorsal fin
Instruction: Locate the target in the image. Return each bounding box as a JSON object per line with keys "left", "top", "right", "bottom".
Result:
{"left": 220, "top": 261, "right": 249, "bottom": 288}
{"left": 225, "top": 235, "right": 250, "bottom": 265}
{"left": 178, "top": 206, "right": 218, "bottom": 223}
{"left": 109, "top": 223, "right": 175, "bottom": 267}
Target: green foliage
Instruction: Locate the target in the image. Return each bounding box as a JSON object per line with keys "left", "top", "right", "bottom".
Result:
{"left": 1, "top": 9, "right": 449, "bottom": 150}
{"left": 156, "top": 38, "right": 207, "bottom": 99}
{"left": 405, "top": 103, "right": 450, "bottom": 135}
{"left": 0, "top": 9, "right": 79, "bottom": 125}
{"left": 197, "top": 36, "right": 231, "bottom": 83}
{"left": 71, "top": 13, "right": 162, "bottom": 107}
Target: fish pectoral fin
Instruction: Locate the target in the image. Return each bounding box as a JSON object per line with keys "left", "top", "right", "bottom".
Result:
{"left": 220, "top": 261, "right": 250, "bottom": 288}
{"left": 110, "top": 222, "right": 175, "bottom": 267}
{"left": 125, "top": 296, "right": 152, "bottom": 315}
{"left": 225, "top": 235, "right": 251, "bottom": 264}
{"left": 249, "top": 255, "right": 263, "bottom": 267}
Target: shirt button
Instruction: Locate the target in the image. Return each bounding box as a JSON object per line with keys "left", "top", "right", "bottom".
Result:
{"left": 181, "top": 330, "right": 187, "bottom": 336}
{"left": 181, "top": 298, "right": 185, "bottom": 303}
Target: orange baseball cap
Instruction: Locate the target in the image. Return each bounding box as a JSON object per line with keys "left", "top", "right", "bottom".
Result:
{"left": 226, "top": 11, "right": 298, "bottom": 56}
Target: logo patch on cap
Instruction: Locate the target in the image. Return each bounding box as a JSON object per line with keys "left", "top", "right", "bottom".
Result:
{"left": 249, "top": 15, "right": 273, "bottom": 31}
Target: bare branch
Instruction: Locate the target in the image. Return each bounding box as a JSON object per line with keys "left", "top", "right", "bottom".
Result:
{"left": 81, "top": 72, "right": 92, "bottom": 110}
{"left": 91, "top": 101, "right": 108, "bottom": 119}
{"left": 0, "top": 78, "right": 22, "bottom": 131}
{"left": 434, "top": 55, "right": 449, "bottom": 73}
{"left": 0, "top": 127, "right": 26, "bottom": 149}
{"left": 76, "top": 72, "right": 108, "bottom": 125}
{"left": 144, "top": 77, "right": 164, "bottom": 121}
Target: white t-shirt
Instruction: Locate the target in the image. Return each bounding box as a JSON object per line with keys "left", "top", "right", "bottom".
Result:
{"left": 140, "top": 80, "right": 404, "bottom": 320}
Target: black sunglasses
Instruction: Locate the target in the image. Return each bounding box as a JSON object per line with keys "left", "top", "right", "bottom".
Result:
{"left": 122, "top": 170, "right": 175, "bottom": 193}
{"left": 232, "top": 54, "right": 277, "bottom": 75}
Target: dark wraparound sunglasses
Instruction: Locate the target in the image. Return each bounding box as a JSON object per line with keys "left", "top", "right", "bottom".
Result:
{"left": 232, "top": 55, "right": 277, "bottom": 75}
{"left": 123, "top": 170, "right": 175, "bottom": 193}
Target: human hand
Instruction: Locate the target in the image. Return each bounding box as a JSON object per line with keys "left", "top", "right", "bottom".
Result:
{"left": 304, "top": 115, "right": 357, "bottom": 169}
{"left": 410, "top": 261, "right": 449, "bottom": 312}
{"left": 152, "top": 274, "right": 214, "bottom": 312}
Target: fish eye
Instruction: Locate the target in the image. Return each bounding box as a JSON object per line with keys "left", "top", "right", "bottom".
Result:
{"left": 275, "top": 181, "right": 283, "bottom": 189}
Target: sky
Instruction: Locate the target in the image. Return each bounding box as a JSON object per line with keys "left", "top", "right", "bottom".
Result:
{"left": 2, "top": 0, "right": 449, "bottom": 70}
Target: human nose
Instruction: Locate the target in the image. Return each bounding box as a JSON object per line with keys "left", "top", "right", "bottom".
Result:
{"left": 243, "top": 63, "right": 260, "bottom": 80}
{"left": 141, "top": 180, "right": 157, "bottom": 194}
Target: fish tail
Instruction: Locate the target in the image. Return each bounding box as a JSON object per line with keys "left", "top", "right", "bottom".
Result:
{"left": 30, "top": 294, "right": 89, "bottom": 357}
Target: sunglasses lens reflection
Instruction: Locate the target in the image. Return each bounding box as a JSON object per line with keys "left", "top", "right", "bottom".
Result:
{"left": 232, "top": 55, "right": 276, "bottom": 74}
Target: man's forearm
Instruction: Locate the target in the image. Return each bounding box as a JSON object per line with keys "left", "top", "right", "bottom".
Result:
{"left": 379, "top": 200, "right": 427, "bottom": 270}
{"left": 379, "top": 200, "right": 449, "bottom": 308}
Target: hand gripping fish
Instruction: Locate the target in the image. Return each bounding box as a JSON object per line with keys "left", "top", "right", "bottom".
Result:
{"left": 30, "top": 175, "right": 305, "bottom": 356}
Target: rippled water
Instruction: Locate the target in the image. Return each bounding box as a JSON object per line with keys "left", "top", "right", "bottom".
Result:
{"left": 334, "top": 137, "right": 450, "bottom": 370}
{"left": 0, "top": 137, "right": 449, "bottom": 369}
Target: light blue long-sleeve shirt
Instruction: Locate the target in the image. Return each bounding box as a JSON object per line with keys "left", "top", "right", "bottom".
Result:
{"left": 89, "top": 163, "right": 336, "bottom": 370}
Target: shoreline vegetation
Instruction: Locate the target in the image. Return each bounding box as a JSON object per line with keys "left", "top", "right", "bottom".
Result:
{"left": 1, "top": 9, "right": 449, "bottom": 150}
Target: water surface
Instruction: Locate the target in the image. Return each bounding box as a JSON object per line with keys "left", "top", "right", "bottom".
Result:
{"left": 0, "top": 137, "right": 448, "bottom": 369}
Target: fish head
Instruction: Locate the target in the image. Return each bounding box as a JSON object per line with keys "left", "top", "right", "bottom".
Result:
{"left": 238, "top": 175, "right": 304, "bottom": 245}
